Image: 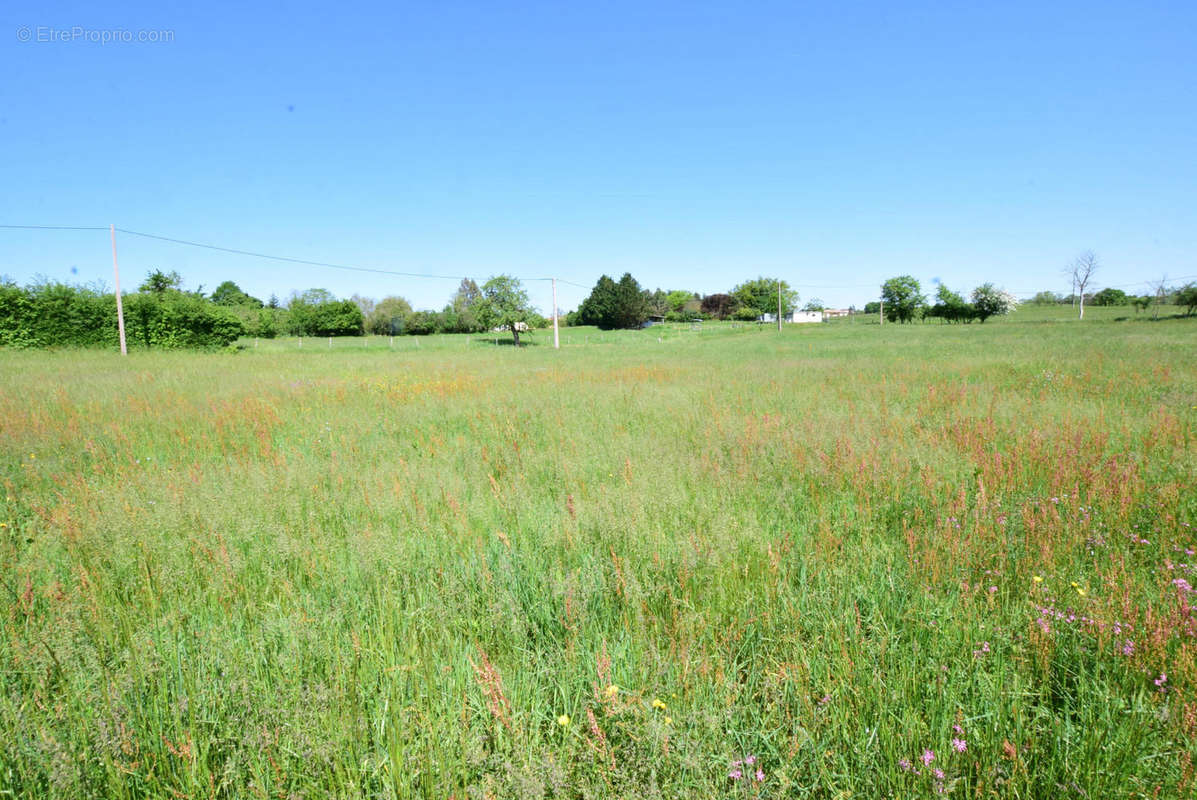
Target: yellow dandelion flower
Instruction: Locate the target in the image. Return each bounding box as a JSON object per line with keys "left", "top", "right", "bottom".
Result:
{"left": 664, "top": 716, "right": 672, "bottom": 725}
{"left": 1070, "top": 581, "right": 1079, "bottom": 587}
{"left": 1076, "top": 587, "right": 1086, "bottom": 597}
{"left": 605, "top": 684, "right": 619, "bottom": 697}
{"left": 1033, "top": 576, "right": 1043, "bottom": 583}
{"left": 557, "top": 714, "right": 570, "bottom": 726}
{"left": 652, "top": 698, "right": 666, "bottom": 710}
{"left": 0, "top": 523, "right": 6, "bottom": 528}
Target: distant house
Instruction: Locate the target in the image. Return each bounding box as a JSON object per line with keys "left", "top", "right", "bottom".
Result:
{"left": 492, "top": 321, "right": 530, "bottom": 333}
{"left": 822, "top": 308, "right": 851, "bottom": 319}
{"left": 762, "top": 311, "right": 822, "bottom": 324}
{"left": 788, "top": 311, "right": 822, "bottom": 324}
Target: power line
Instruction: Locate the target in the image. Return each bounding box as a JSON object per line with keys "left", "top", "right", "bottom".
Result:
{"left": 0, "top": 224, "right": 108, "bottom": 231}
{"left": 114, "top": 227, "right": 473, "bottom": 282}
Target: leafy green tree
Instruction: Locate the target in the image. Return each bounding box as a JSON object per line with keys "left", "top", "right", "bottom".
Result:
{"left": 928, "top": 285, "right": 974, "bottom": 323}
{"left": 578, "top": 275, "right": 618, "bottom": 327}
{"left": 475, "top": 275, "right": 535, "bottom": 344}
{"left": 448, "top": 278, "right": 484, "bottom": 333}
{"left": 1176, "top": 283, "right": 1197, "bottom": 316}
{"left": 139, "top": 270, "right": 183, "bottom": 295}
{"left": 1092, "top": 287, "right": 1129, "bottom": 306}
{"left": 880, "top": 276, "right": 925, "bottom": 323}
{"left": 731, "top": 277, "right": 798, "bottom": 318}
{"left": 286, "top": 290, "right": 363, "bottom": 336}
{"left": 665, "top": 290, "right": 693, "bottom": 313}
{"left": 211, "top": 280, "right": 263, "bottom": 307}
{"left": 863, "top": 301, "right": 881, "bottom": 314}
{"left": 802, "top": 298, "right": 825, "bottom": 312}
{"left": 613, "top": 274, "right": 650, "bottom": 328}
{"left": 1028, "top": 290, "right": 1064, "bottom": 305}
{"left": 367, "top": 296, "right": 413, "bottom": 335}
{"left": 646, "top": 288, "right": 670, "bottom": 317}
{"left": 970, "top": 284, "right": 1017, "bottom": 323}
{"left": 577, "top": 273, "right": 649, "bottom": 329}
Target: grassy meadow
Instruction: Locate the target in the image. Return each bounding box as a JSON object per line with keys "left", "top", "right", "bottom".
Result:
{"left": 1, "top": 315, "right": 1195, "bottom": 798}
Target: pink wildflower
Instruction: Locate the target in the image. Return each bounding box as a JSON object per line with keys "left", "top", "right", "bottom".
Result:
{"left": 922, "top": 749, "right": 935, "bottom": 766}
{"left": 952, "top": 738, "right": 967, "bottom": 753}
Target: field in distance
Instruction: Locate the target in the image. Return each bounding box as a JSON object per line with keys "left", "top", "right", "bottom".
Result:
{"left": 1, "top": 316, "right": 1194, "bottom": 798}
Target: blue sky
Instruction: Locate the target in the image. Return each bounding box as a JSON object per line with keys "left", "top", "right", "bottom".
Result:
{"left": 2, "top": 0, "right": 1195, "bottom": 313}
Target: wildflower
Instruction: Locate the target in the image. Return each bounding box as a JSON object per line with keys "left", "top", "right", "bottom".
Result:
{"left": 933, "top": 768, "right": 945, "bottom": 780}
{"left": 1155, "top": 673, "right": 1167, "bottom": 687}
{"left": 818, "top": 694, "right": 831, "bottom": 706}
{"left": 604, "top": 684, "right": 619, "bottom": 697}
{"left": 557, "top": 714, "right": 570, "bottom": 726}
{"left": 755, "top": 768, "right": 764, "bottom": 782}
{"left": 744, "top": 755, "right": 756, "bottom": 765}
{"left": 898, "top": 758, "right": 912, "bottom": 771}
{"left": 0, "top": 523, "right": 6, "bottom": 528}
{"left": 1033, "top": 576, "right": 1043, "bottom": 583}
{"left": 664, "top": 716, "right": 672, "bottom": 725}
{"left": 952, "top": 738, "right": 967, "bottom": 753}
{"left": 729, "top": 768, "right": 743, "bottom": 780}
{"left": 651, "top": 698, "right": 666, "bottom": 710}
{"left": 952, "top": 724, "right": 963, "bottom": 734}
{"left": 1075, "top": 587, "right": 1086, "bottom": 597}
{"left": 1122, "top": 640, "right": 1135, "bottom": 656}
{"left": 922, "top": 749, "right": 936, "bottom": 766}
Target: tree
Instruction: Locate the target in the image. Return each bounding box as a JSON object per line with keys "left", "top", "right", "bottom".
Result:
{"left": 646, "top": 288, "right": 670, "bottom": 318}
{"left": 1176, "top": 283, "right": 1197, "bottom": 316}
{"left": 139, "top": 269, "right": 183, "bottom": 295}
{"left": 700, "top": 293, "right": 737, "bottom": 320}
{"left": 802, "top": 298, "right": 825, "bottom": 312}
{"left": 970, "top": 284, "right": 1017, "bottom": 323}
{"left": 1027, "top": 290, "right": 1062, "bottom": 305}
{"left": 732, "top": 277, "right": 798, "bottom": 318}
{"left": 577, "top": 276, "right": 618, "bottom": 328}
{"left": 366, "top": 296, "right": 413, "bottom": 335}
{"left": 1092, "top": 287, "right": 1129, "bottom": 306}
{"left": 475, "top": 275, "right": 534, "bottom": 344}
{"left": 350, "top": 294, "right": 375, "bottom": 317}
{"left": 1131, "top": 294, "right": 1153, "bottom": 314}
{"left": 211, "top": 280, "right": 262, "bottom": 307}
{"left": 880, "top": 276, "right": 925, "bottom": 323}
{"left": 928, "top": 285, "right": 973, "bottom": 323}
{"left": 612, "top": 274, "right": 650, "bottom": 328}
{"left": 577, "top": 273, "right": 649, "bottom": 329}
{"left": 863, "top": 301, "right": 881, "bottom": 315}
{"left": 1148, "top": 275, "right": 1169, "bottom": 320}
{"left": 1066, "top": 251, "right": 1099, "bottom": 320}
{"left": 665, "top": 290, "right": 693, "bottom": 313}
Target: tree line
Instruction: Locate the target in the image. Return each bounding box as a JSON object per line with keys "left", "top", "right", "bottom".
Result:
{"left": 570, "top": 274, "right": 811, "bottom": 329}
{"left": 0, "top": 271, "right": 546, "bottom": 348}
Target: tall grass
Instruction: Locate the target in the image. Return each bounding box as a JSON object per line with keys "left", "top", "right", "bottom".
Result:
{"left": 1, "top": 317, "right": 1194, "bottom": 798}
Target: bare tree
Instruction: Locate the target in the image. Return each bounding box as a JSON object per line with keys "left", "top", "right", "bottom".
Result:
{"left": 1067, "top": 251, "right": 1099, "bottom": 320}
{"left": 1148, "top": 274, "right": 1168, "bottom": 320}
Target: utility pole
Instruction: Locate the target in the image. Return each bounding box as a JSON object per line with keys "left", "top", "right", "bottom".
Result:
{"left": 777, "top": 280, "right": 782, "bottom": 332}
{"left": 110, "top": 225, "right": 127, "bottom": 355}
{"left": 879, "top": 297, "right": 884, "bottom": 325}
{"left": 552, "top": 278, "right": 560, "bottom": 350}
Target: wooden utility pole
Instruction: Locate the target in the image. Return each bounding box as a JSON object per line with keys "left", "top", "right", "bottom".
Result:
{"left": 879, "top": 297, "right": 884, "bottom": 325}
{"left": 109, "top": 225, "right": 127, "bottom": 355}
{"left": 777, "top": 280, "right": 782, "bottom": 332}
{"left": 552, "top": 278, "right": 560, "bottom": 349}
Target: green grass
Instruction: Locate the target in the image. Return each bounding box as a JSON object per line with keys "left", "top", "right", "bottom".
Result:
{"left": 1, "top": 315, "right": 1195, "bottom": 798}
